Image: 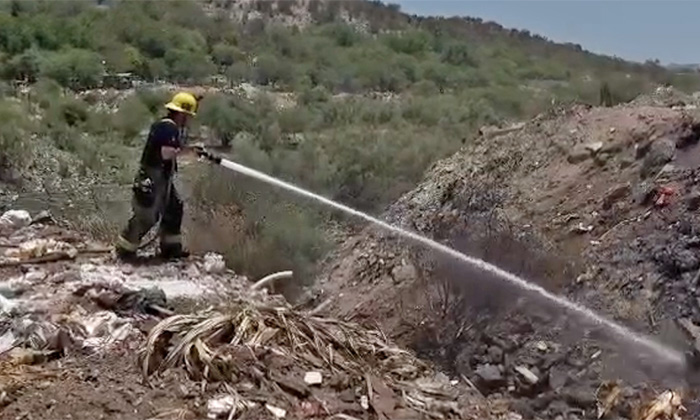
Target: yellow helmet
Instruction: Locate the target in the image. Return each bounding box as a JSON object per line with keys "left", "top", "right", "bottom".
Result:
{"left": 165, "top": 92, "right": 197, "bottom": 116}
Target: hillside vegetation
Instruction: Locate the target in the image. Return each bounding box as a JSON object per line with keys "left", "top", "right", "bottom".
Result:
{"left": 0, "top": 0, "right": 698, "bottom": 281}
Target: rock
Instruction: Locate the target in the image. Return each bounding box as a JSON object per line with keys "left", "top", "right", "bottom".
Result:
{"left": 475, "top": 364, "right": 505, "bottom": 389}
{"left": 547, "top": 400, "right": 573, "bottom": 416}
{"left": 568, "top": 145, "right": 591, "bottom": 164}
{"left": 304, "top": 371, "right": 322, "bottom": 385}
{"left": 585, "top": 141, "right": 604, "bottom": 153}
{"left": 514, "top": 366, "right": 539, "bottom": 385}
{"left": 603, "top": 183, "right": 631, "bottom": 209}
{"left": 633, "top": 182, "right": 657, "bottom": 205}
{"left": 487, "top": 346, "right": 504, "bottom": 363}
{"left": 686, "top": 190, "right": 700, "bottom": 211}
{"left": 548, "top": 367, "right": 570, "bottom": 389}
{"left": 641, "top": 138, "right": 675, "bottom": 178}
{"left": 31, "top": 210, "right": 54, "bottom": 225}
{"left": 619, "top": 156, "right": 635, "bottom": 169}
{"left": 563, "top": 387, "right": 597, "bottom": 409}
{"left": 265, "top": 404, "right": 286, "bottom": 418}
{"left": 203, "top": 253, "right": 226, "bottom": 274}
{"left": 0, "top": 210, "right": 31, "bottom": 230}
{"left": 390, "top": 263, "right": 417, "bottom": 284}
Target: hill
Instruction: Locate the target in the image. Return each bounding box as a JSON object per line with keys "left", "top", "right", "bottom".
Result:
{"left": 311, "top": 87, "right": 700, "bottom": 419}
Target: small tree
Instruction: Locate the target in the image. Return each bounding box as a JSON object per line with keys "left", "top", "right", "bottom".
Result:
{"left": 599, "top": 81, "right": 613, "bottom": 107}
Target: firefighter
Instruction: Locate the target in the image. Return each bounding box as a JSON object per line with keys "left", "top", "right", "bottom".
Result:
{"left": 115, "top": 92, "right": 198, "bottom": 260}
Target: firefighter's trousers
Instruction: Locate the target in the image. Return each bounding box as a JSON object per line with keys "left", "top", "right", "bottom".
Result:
{"left": 116, "top": 167, "right": 183, "bottom": 253}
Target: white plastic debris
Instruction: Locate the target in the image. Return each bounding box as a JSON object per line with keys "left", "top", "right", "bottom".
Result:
{"left": 304, "top": 371, "right": 322, "bottom": 385}
{"left": 207, "top": 395, "right": 235, "bottom": 419}
{"left": 5, "top": 239, "right": 78, "bottom": 260}
{"left": 203, "top": 252, "right": 226, "bottom": 274}
{"left": 514, "top": 366, "right": 539, "bottom": 385}
{"left": 360, "top": 395, "right": 369, "bottom": 410}
{"left": 265, "top": 404, "right": 286, "bottom": 418}
{"left": 0, "top": 210, "right": 31, "bottom": 229}
{"left": 0, "top": 294, "right": 16, "bottom": 314}
{"left": 535, "top": 341, "right": 548, "bottom": 351}
{"left": 82, "top": 311, "right": 119, "bottom": 337}
{"left": 0, "top": 330, "right": 15, "bottom": 353}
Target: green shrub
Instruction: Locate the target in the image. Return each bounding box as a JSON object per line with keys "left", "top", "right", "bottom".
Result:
{"left": 39, "top": 48, "right": 103, "bottom": 89}
{"left": 135, "top": 88, "right": 170, "bottom": 115}
{"left": 0, "top": 99, "right": 31, "bottom": 174}
{"left": 113, "top": 95, "right": 151, "bottom": 140}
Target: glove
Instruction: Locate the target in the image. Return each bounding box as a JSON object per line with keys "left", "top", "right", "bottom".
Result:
{"left": 192, "top": 145, "right": 222, "bottom": 164}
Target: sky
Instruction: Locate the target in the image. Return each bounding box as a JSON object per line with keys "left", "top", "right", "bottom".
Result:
{"left": 390, "top": 1, "right": 700, "bottom": 65}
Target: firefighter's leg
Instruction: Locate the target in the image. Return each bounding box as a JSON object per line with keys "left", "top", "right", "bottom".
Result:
{"left": 159, "top": 184, "right": 188, "bottom": 259}
{"left": 116, "top": 198, "right": 160, "bottom": 257}
{"left": 115, "top": 169, "right": 165, "bottom": 257}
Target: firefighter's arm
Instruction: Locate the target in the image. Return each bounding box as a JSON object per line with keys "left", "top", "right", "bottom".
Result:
{"left": 157, "top": 122, "right": 182, "bottom": 160}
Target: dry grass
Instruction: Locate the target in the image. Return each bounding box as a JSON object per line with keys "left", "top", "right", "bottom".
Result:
{"left": 140, "top": 302, "right": 465, "bottom": 418}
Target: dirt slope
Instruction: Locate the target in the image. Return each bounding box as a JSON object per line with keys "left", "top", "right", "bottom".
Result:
{"left": 312, "top": 87, "right": 700, "bottom": 419}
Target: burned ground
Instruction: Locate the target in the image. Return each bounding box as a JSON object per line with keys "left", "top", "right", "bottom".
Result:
{"left": 313, "top": 87, "right": 700, "bottom": 419}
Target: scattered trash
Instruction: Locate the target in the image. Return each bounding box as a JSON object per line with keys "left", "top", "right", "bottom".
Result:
{"left": 265, "top": 404, "right": 287, "bottom": 418}
{"left": 206, "top": 395, "right": 235, "bottom": 419}
{"left": 303, "top": 371, "right": 322, "bottom": 385}
{"left": 514, "top": 366, "right": 539, "bottom": 385}
{"left": 0, "top": 330, "right": 15, "bottom": 354}
{"left": 3, "top": 238, "right": 78, "bottom": 263}
{"left": 571, "top": 223, "right": 594, "bottom": 234}
{"left": 654, "top": 186, "right": 675, "bottom": 207}
{"left": 82, "top": 284, "right": 169, "bottom": 316}
{"left": 203, "top": 252, "right": 226, "bottom": 274}
{"left": 360, "top": 395, "right": 369, "bottom": 410}
{"left": 0, "top": 210, "right": 31, "bottom": 230}
{"left": 0, "top": 294, "right": 15, "bottom": 314}
{"left": 534, "top": 341, "right": 548, "bottom": 351}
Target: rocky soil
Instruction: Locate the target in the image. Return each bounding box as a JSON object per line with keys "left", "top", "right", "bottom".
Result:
{"left": 310, "top": 87, "right": 700, "bottom": 419}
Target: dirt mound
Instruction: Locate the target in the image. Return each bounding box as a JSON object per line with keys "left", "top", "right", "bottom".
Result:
{"left": 311, "top": 92, "right": 700, "bottom": 419}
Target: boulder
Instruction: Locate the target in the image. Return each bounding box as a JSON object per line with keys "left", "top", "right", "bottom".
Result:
{"left": 641, "top": 138, "right": 675, "bottom": 178}
{"left": 0, "top": 210, "right": 31, "bottom": 230}
{"left": 475, "top": 364, "right": 505, "bottom": 389}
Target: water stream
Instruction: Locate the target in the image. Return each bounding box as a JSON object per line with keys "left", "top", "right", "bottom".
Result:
{"left": 218, "top": 158, "right": 688, "bottom": 369}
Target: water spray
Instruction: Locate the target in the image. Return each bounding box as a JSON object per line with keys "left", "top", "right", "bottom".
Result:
{"left": 194, "top": 147, "right": 688, "bottom": 370}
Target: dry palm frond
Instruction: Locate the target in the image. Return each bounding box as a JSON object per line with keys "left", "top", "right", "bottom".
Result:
{"left": 139, "top": 303, "right": 467, "bottom": 418}
{"left": 141, "top": 303, "right": 429, "bottom": 389}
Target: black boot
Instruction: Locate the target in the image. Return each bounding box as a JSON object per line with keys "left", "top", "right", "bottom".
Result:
{"left": 160, "top": 243, "right": 190, "bottom": 260}
{"left": 115, "top": 246, "right": 138, "bottom": 262}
